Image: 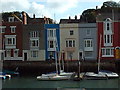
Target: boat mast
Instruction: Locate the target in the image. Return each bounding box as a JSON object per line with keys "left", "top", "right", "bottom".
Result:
{"left": 98, "top": 34, "right": 102, "bottom": 72}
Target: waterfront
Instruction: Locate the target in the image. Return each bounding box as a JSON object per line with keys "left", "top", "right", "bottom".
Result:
{"left": 2, "top": 76, "right": 120, "bottom": 89}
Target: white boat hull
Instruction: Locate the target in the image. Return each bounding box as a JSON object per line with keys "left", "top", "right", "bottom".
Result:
{"left": 37, "top": 75, "right": 70, "bottom": 81}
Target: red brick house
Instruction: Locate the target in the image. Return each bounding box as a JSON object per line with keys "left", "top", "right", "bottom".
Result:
{"left": 97, "top": 12, "right": 120, "bottom": 60}
{"left": 0, "top": 13, "right": 23, "bottom": 60}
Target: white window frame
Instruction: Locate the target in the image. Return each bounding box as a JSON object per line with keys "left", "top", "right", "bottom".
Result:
{"left": 10, "top": 26, "right": 16, "bottom": 33}
{"left": 47, "top": 29, "right": 56, "bottom": 38}
{"left": 5, "top": 35, "right": 16, "bottom": 45}
{"left": 104, "top": 18, "right": 113, "bottom": 46}
{"left": 102, "top": 48, "right": 114, "bottom": 57}
{"left": 65, "top": 40, "right": 75, "bottom": 47}
{"left": 14, "top": 49, "right": 19, "bottom": 57}
{"left": 30, "top": 31, "right": 39, "bottom": 38}
{"left": 31, "top": 50, "right": 38, "bottom": 58}
{"left": 0, "top": 26, "right": 6, "bottom": 33}
{"left": 8, "top": 17, "right": 14, "bottom": 22}
{"left": 6, "top": 50, "right": 11, "bottom": 57}
{"left": 84, "top": 39, "right": 93, "bottom": 51}
{"left": 30, "top": 39, "right": 39, "bottom": 47}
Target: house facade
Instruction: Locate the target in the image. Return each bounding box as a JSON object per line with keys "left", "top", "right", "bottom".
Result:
{"left": 97, "top": 12, "right": 120, "bottom": 60}
{"left": 0, "top": 15, "right": 23, "bottom": 60}
{"left": 79, "top": 23, "right": 97, "bottom": 60}
{"left": 22, "top": 13, "right": 53, "bottom": 61}
{"left": 45, "top": 24, "right": 60, "bottom": 60}
{"left": 60, "top": 23, "right": 79, "bottom": 61}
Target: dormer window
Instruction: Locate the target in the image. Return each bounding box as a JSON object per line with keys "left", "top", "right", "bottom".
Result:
{"left": 8, "top": 17, "right": 14, "bottom": 22}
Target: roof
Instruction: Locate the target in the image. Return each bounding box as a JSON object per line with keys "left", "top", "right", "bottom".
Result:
{"left": 59, "top": 19, "right": 81, "bottom": 24}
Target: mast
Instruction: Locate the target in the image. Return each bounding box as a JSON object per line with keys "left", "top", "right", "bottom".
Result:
{"left": 98, "top": 34, "right": 102, "bottom": 72}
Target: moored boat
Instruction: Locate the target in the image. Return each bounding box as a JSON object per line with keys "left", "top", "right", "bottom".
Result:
{"left": 37, "top": 74, "right": 71, "bottom": 81}
{"left": 99, "top": 70, "right": 119, "bottom": 78}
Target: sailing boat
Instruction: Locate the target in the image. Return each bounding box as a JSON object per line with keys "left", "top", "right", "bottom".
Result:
{"left": 37, "top": 38, "right": 73, "bottom": 80}
{"left": 83, "top": 34, "right": 108, "bottom": 80}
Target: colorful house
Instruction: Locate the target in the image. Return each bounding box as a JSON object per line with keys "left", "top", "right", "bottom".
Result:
{"left": 60, "top": 17, "right": 80, "bottom": 61}
{"left": 22, "top": 13, "right": 52, "bottom": 61}
{"left": 79, "top": 23, "right": 97, "bottom": 60}
{"left": 45, "top": 24, "right": 60, "bottom": 60}
{"left": 97, "top": 12, "right": 120, "bottom": 60}
{"left": 0, "top": 13, "right": 23, "bottom": 60}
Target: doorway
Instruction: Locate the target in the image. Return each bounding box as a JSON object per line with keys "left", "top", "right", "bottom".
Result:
{"left": 79, "top": 51, "right": 83, "bottom": 60}
{"left": 24, "top": 53, "right": 27, "bottom": 61}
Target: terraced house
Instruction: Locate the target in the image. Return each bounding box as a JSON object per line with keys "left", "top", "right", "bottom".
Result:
{"left": 60, "top": 16, "right": 80, "bottom": 61}
{"left": 45, "top": 24, "right": 60, "bottom": 60}
{"left": 97, "top": 12, "right": 120, "bottom": 60}
{"left": 22, "top": 13, "right": 53, "bottom": 61}
{"left": 0, "top": 12, "right": 23, "bottom": 60}
{"left": 79, "top": 23, "right": 97, "bottom": 60}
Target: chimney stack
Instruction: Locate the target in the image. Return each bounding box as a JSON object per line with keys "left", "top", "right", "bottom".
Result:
{"left": 69, "top": 16, "right": 71, "bottom": 19}
{"left": 75, "top": 15, "right": 77, "bottom": 20}
{"left": 33, "top": 14, "right": 35, "bottom": 18}
{"left": 96, "top": 6, "right": 98, "bottom": 10}
{"left": 22, "top": 12, "right": 27, "bottom": 25}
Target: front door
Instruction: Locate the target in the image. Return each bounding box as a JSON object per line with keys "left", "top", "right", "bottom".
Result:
{"left": 24, "top": 53, "right": 27, "bottom": 61}
{"left": 79, "top": 51, "right": 83, "bottom": 60}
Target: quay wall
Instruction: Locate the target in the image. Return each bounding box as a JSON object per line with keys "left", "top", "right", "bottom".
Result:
{"left": 1, "top": 60, "right": 120, "bottom": 76}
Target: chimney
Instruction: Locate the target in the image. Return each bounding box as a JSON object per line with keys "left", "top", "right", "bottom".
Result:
{"left": 33, "top": 14, "right": 35, "bottom": 18}
{"left": 69, "top": 16, "right": 71, "bottom": 19}
{"left": 75, "top": 15, "right": 77, "bottom": 20}
{"left": 96, "top": 6, "right": 98, "bottom": 10}
{"left": 22, "top": 12, "right": 27, "bottom": 25}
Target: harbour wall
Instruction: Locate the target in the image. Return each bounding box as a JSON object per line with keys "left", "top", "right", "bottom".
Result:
{"left": 1, "top": 60, "right": 120, "bottom": 76}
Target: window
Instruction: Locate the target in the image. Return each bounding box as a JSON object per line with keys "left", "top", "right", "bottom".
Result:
{"left": 107, "top": 23, "right": 110, "bottom": 30}
{"left": 0, "top": 26, "right": 6, "bottom": 33}
{"left": 102, "top": 48, "right": 114, "bottom": 57}
{"left": 66, "top": 41, "right": 68, "bottom": 47}
{"left": 30, "top": 31, "right": 39, "bottom": 38}
{"left": 84, "top": 39, "right": 92, "bottom": 48}
{"left": 104, "top": 34, "right": 113, "bottom": 46}
{"left": 8, "top": 17, "right": 14, "bottom": 22}
{"left": 50, "top": 41, "right": 54, "bottom": 48}
{"left": 47, "top": 29, "right": 56, "bottom": 37}
{"left": 69, "top": 40, "right": 72, "bottom": 47}
{"left": 6, "top": 50, "right": 11, "bottom": 57}
{"left": 14, "top": 49, "right": 18, "bottom": 57}
{"left": 84, "top": 39, "right": 93, "bottom": 51}
{"left": 30, "top": 40, "right": 39, "bottom": 47}
{"left": 10, "top": 26, "right": 16, "bottom": 33}
{"left": 31, "top": 51, "right": 38, "bottom": 58}
{"left": 86, "top": 29, "right": 91, "bottom": 36}
{"left": 70, "top": 30, "right": 74, "bottom": 35}
{"left": 6, "top": 37, "right": 16, "bottom": 45}
{"left": 65, "top": 40, "right": 75, "bottom": 47}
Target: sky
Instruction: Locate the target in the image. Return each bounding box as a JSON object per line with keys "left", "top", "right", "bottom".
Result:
{"left": 0, "top": 0, "right": 120, "bottom": 22}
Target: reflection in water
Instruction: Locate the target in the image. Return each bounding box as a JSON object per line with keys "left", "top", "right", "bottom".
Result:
{"left": 2, "top": 76, "right": 120, "bottom": 89}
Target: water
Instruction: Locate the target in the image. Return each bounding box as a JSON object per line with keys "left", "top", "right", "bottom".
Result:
{"left": 2, "top": 76, "right": 120, "bottom": 89}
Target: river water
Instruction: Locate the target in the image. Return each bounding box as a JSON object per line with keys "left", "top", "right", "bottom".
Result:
{"left": 2, "top": 76, "right": 120, "bottom": 89}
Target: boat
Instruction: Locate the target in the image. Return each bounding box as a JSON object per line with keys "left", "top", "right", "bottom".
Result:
{"left": 37, "top": 74, "right": 71, "bottom": 81}
{"left": 99, "top": 70, "right": 119, "bottom": 78}
{"left": 37, "top": 50, "right": 74, "bottom": 81}
{"left": 0, "top": 72, "right": 11, "bottom": 79}
{"left": 37, "top": 40, "right": 73, "bottom": 81}
{"left": 83, "top": 72, "right": 108, "bottom": 80}
{"left": 3, "top": 70, "right": 19, "bottom": 76}
{"left": 82, "top": 35, "right": 107, "bottom": 80}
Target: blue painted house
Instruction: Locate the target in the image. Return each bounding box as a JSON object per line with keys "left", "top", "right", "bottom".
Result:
{"left": 45, "top": 24, "right": 60, "bottom": 60}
